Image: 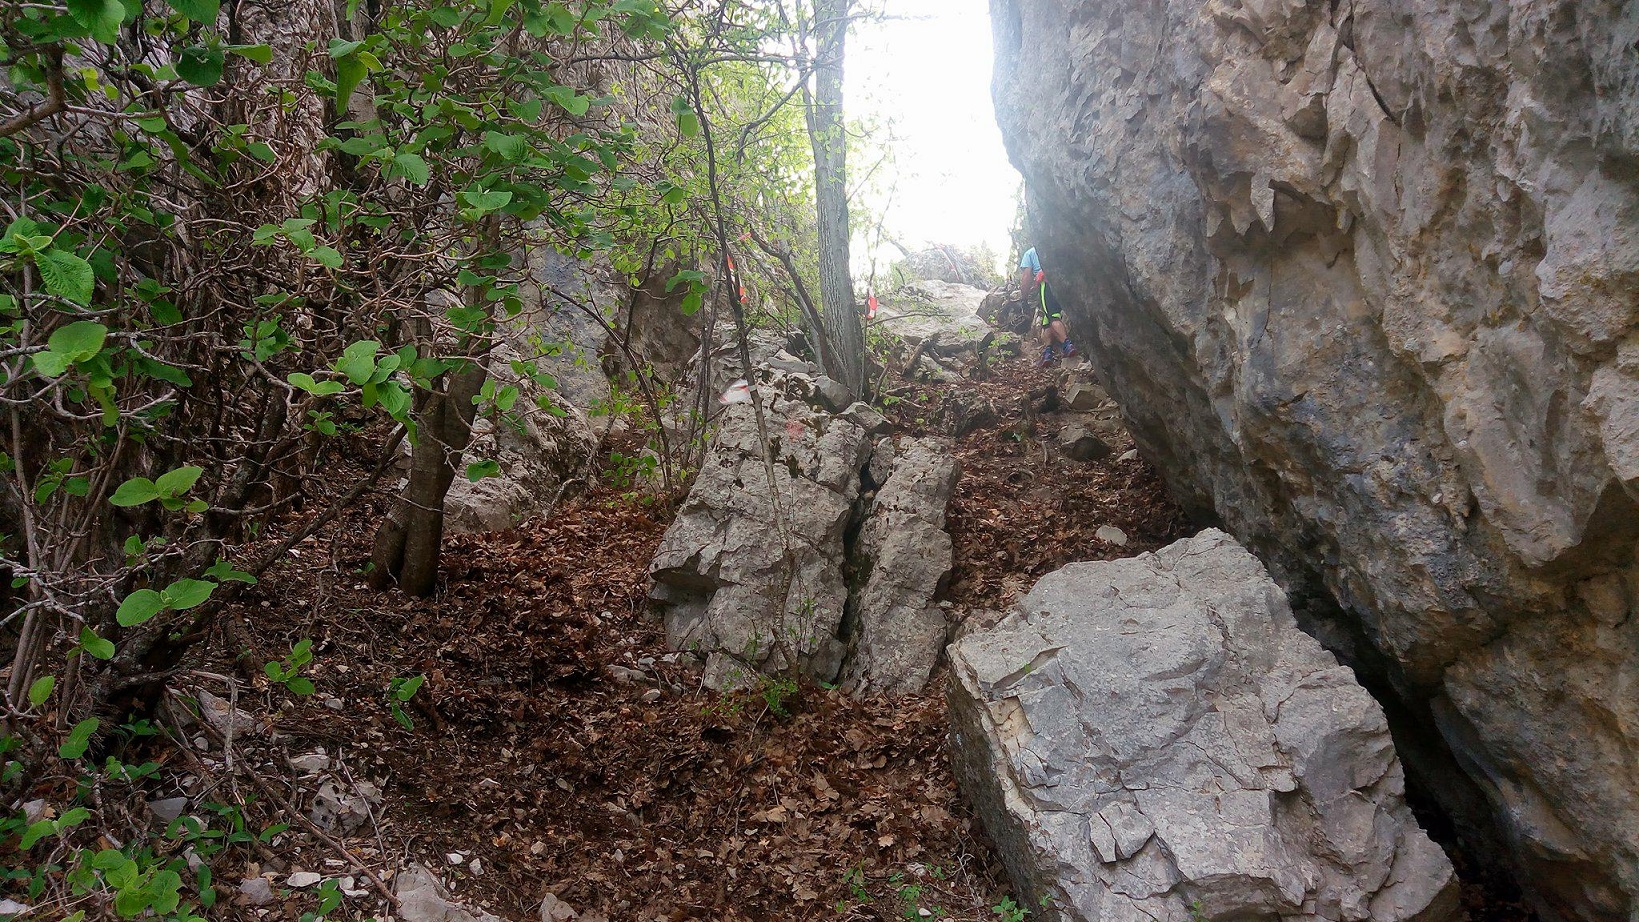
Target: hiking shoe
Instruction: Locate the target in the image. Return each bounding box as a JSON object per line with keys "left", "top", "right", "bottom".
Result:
{"left": 1062, "top": 340, "right": 1079, "bottom": 358}
{"left": 1037, "top": 347, "right": 1057, "bottom": 367}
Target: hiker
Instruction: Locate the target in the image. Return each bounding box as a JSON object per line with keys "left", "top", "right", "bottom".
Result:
{"left": 1018, "top": 246, "right": 1077, "bottom": 365}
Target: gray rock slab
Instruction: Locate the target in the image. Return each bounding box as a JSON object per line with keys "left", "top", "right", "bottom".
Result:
{"left": 949, "top": 530, "right": 1459, "bottom": 922}
{"left": 843, "top": 438, "right": 961, "bottom": 695}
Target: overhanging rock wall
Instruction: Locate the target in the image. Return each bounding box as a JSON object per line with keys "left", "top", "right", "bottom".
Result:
{"left": 990, "top": 0, "right": 1639, "bottom": 918}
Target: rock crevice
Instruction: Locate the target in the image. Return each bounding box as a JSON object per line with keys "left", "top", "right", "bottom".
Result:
{"left": 649, "top": 364, "right": 962, "bottom": 695}
{"left": 992, "top": 0, "right": 1639, "bottom": 915}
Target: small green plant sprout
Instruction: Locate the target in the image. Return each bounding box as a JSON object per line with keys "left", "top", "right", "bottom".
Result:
{"left": 758, "top": 675, "right": 798, "bottom": 718}
{"left": 843, "top": 864, "right": 872, "bottom": 903}
{"left": 1189, "top": 899, "right": 1208, "bottom": 922}
{"left": 896, "top": 879, "right": 928, "bottom": 919}
{"left": 992, "top": 895, "right": 1029, "bottom": 922}
{"left": 387, "top": 675, "right": 425, "bottom": 729}
{"left": 299, "top": 877, "right": 343, "bottom": 922}
{"left": 264, "top": 639, "right": 316, "bottom": 696}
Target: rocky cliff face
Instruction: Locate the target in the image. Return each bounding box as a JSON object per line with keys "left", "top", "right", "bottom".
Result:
{"left": 990, "top": 0, "right": 1639, "bottom": 918}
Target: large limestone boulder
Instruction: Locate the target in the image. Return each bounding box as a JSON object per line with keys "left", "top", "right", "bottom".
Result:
{"left": 992, "top": 0, "right": 1639, "bottom": 914}
{"left": 875, "top": 280, "right": 996, "bottom": 355}
{"left": 651, "top": 377, "right": 962, "bottom": 694}
{"left": 950, "top": 530, "right": 1459, "bottom": 922}
{"left": 650, "top": 392, "right": 872, "bottom": 687}
{"left": 842, "top": 438, "right": 960, "bottom": 696}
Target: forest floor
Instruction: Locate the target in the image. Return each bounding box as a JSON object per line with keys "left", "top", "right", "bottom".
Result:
{"left": 137, "top": 353, "right": 1188, "bottom": 922}
{"left": 34, "top": 351, "right": 1537, "bottom": 922}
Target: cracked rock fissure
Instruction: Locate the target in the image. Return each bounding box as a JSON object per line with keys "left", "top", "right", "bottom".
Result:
{"left": 648, "top": 384, "right": 959, "bottom": 697}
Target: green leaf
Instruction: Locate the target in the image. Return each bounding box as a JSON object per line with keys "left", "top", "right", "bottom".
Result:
{"left": 458, "top": 188, "right": 512, "bottom": 215}
{"left": 544, "top": 84, "right": 591, "bottom": 117}
{"left": 226, "top": 43, "right": 273, "bottom": 64}
{"left": 35, "top": 249, "right": 96, "bottom": 305}
{"left": 671, "top": 95, "right": 699, "bottom": 138}
{"left": 109, "top": 477, "right": 160, "bottom": 506}
{"left": 309, "top": 246, "right": 343, "bottom": 269}
{"left": 31, "top": 351, "right": 71, "bottom": 377}
{"left": 177, "top": 46, "right": 226, "bottom": 87}
{"left": 285, "top": 677, "right": 315, "bottom": 696}
{"left": 334, "top": 53, "right": 367, "bottom": 104}
{"left": 115, "top": 589, "right": 165, "bottom": 626}
{"left": 136, "top": 357, "right": 193, "bottom": 387}
{"left": 288, "top": 372, "right": 345, "bottom": 396}
{"left": 161, "top": 578, "right": 215, "bottom": 611}
{"left": 205, "top": 558, "right": 258, "bottom": 584}
{"left": 154, "top": 465, "right": 202, "bottom": 497}
{"left": 47, "top": 321, "right": 108, "bottom": 365}
{"left": 394, "top": 674, "right": 424, "bottom": 699}
{"left": 336, "top": 340, "right": 379, "bottom": 385}
{"left": 66, "top": 0, "right": 125, "bottom": 43}
{"left": 483, "top": 131, "right": 528, "bottom": 161}
{"left": 374, "top": 380, "right": 411, "bottom": 420}
{"left": 465, "top": 460, "right": 500, "bottom": 482}
{"left": 165, "top": 0, "right": 217, "bottom": 22}
{"left": 79, "top": 627, "right": 115, "bottom": 660}
{"left": 59, "top": 717, "right": 99, "bottom": 759}
{"left": 388, "top": 152, "right": 430, "bottom": 185}
{"left": 19, "top": 820, "right": 55, "bottom": 850}
{"left": 27, "top": 675, "right": 55, "bottom": 706}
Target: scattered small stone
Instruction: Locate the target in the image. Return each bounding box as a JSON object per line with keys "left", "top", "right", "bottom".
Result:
{"left": 323, "top": 697, "right": 345, "bottom": 711}
{"left": 606, "top": 665, "right": 651, "bottom": 685}
{"left": 1064, "top": 381, "right": 1108, "bottom": 412}
{"left": 469, "top": 858, "right": 484, "bottom": 877}
{"left": 238, "top": 877, "right": 276, "bottom": 907}
{"left": 841, "top": 401, "right": 892, "bottom": 434}
{"left": 286, "top": 871, "right": 322, "bottom": 889}
{"left": 288, "top": 751, "right": 331, "bottom": 773}
{"left": 639, "top": 688, "right": 662, "bottom": 703}
{"left": 1118, "top": 449, "right": 1139, "bottom": 463}
{"left": 149, "top": 797, "right": 188, "bottom": 824}
{"left": 0, "top": 899, "right": 34, "bottom": 916}
{"left": 21, "top": 800, "right": 46, "bottom": 823}
{"left": 309, "top": 780, "right": 378, "bottom": 835}
{"left": 397, "top": 863, "right": 503, "bottom": 922}
{"left": 1095, "top": 525, "right": 1130, "bottom": 546}
{"left": 446, "top": 853, "right": 464, "bottom": 865}
{"left": 810, "top": 374, "right": 855, "bottom": 413}
{"left": 1059, "top": 424, "right": 1113, "bottom": 462}
{"left": 198, "top": 690, "right": 261, "bottom": 738}
{"left": 530, "top": 841, "right": 547, "bottom": 856}
{"left": 540, "top": 892, "right": 578, "bottom": 921}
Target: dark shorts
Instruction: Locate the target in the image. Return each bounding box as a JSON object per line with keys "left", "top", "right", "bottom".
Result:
{"left": 1037, "top": 280, "right": 1063, "bottom": 327}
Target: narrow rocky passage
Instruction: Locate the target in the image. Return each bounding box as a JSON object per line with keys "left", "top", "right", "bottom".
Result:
{"left": 196, "top": 350, "right": 1190, "bottom": 921}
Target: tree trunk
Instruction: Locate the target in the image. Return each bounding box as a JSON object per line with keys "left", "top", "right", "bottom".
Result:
{"left": 806, "top": 0, "right": 865, "bottom": 395}
{"left": 369, "top": 360, "right": 488, "bottom": 597}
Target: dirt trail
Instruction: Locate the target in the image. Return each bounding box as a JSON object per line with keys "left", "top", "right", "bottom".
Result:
{"left": 185, "top": 353, "right": 1188, "bottom": 921}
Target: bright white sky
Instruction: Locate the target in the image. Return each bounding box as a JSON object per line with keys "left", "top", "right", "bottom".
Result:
{"left": 847, "top": 0, "right": 1020, "bottom": 274}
